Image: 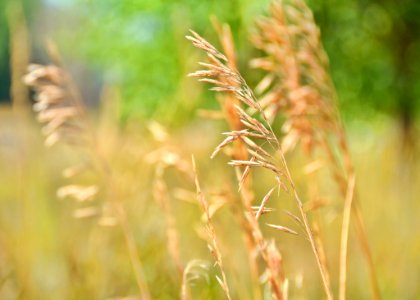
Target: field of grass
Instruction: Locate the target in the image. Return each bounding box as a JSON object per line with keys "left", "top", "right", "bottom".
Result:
{"left": 0, "top": 107, "right": 419, "bottom": 299}
{"left": 1, "top": 0, "right": 419, "bottom": 299}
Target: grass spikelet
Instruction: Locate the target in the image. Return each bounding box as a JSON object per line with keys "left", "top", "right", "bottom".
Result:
{"left": 266, "top": 223, "right": 298, "bottom": 236}
{"left": 56, "top": 185, "right": 98, "bottom": 202}
{"left": 181, "top": 260, "right": 210, "bottom": 300}
{"left": 255, "top": 187, "right": 276, "bottom": 220}
{"left": 251, "top": 0, "right": 337, "bottom": 153}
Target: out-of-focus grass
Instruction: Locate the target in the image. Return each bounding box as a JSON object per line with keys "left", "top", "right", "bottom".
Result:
{"left": 0, "top": 106, "right": 418, "bottom": 299}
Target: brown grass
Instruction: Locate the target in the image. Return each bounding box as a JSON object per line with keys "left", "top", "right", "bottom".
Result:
{"left": 187, "top": 28, "right": 333, "bottom": 299}
{"left": 339, "top": 174, "right": 356, "bottom": 300}
{"left": 16, "top": 0, "right": 384, "bottom": 299}
{"left": 192, "top": 156, "right": 232, "bottom": 300}
{"left": 250, "top": 0, "right": 381, "bottom": 298}
{"left": 23, "top": 56, "right": 151, "bottom": 299}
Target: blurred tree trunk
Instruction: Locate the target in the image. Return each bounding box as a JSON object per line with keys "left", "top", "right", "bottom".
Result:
{"left": 7, "top": 0, "right": 31, "bottom": 117}
{"left": 389, "top": 0, "right": 419, "bottom": 154}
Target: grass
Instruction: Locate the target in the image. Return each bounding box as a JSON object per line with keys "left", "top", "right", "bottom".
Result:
{"left": 0, "top": 108, "right": 419, "bottom": 299}
{"left": 0, "top": 0, "right": 419, "bottom": 299}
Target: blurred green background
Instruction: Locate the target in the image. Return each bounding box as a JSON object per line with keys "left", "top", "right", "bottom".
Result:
{"left": 1, "top": 0, "right": 420, "bottom": 127}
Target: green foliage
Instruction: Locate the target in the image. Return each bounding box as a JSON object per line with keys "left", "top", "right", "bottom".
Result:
{"left": 2, "top": 0, "right": 420, "bottom": 121}
{"left": 0, "top": 2, "right": 10, "bottom": 102}
{"left": 53, "top": 0, "right": 270, "bottom": 120}
{"left": 308, "top": 0, "right": 420, "bottom": 121}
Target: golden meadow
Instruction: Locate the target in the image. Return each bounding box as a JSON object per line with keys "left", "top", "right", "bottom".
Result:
{"left": 1, "top": 0, "right": 419, "bottom": 299}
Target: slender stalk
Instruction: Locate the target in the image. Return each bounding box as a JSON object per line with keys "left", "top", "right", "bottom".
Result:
{"left": 181, "top": 266, "right": 191, "bottom": 300}
{"left": 64, "top": 54, "right": 152, "bottom": 298}
{"left": 307, "top": 168, "right": 331, "bottom": 292}
{"left": 188, "top": 29, "right": 329, "bottom": 299}
{"left": 212, "top": 20, "right": 264, "bottom": 299}
{"left": 95, "top": 155, "right": 151, "bottom": 299}
{"left": 352, "top": 198, "right": 381, "bottom": 300}
{"left": 234, "top": 190, "right": 264, "bottom": 300}
{"left": 153, "top": 165, "right": 183, "bottom": 275}
{"left": 26, "top": 48, "right": 151, "bottom": 298}
{"left": 192, "top": 157, "right": 232, "bottom": 300}
{"left": 116, "top": 204, "right": 151, "bottom": 299}
{"left": 339, "top": 135, "right": 381, "bottom": 300}
{"left": 280, "top": 154, "right": 333, "bottom": 300}
{"left": 74, "top": 87, "right": 151, "bottom": 300}
{"left": 259, "top": 79, "right": 333, "bottom": 299}
{"left": 321, "top": 133, "right": 381, "bottom": 300}
{"left": 339, "top": 175, "right": 356, "bottom": 300}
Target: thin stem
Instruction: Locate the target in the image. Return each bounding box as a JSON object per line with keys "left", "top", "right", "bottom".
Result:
{"left": 213, "top": 22, "right": 263, "bottom": 298}
{"left": 352, "top": 199, "right": 381, "bottom": 300}
{"left": 338, "top": 133, "right": 381, "bottom": 300}
{"left": 92, "top": 154, "right": 150, "bottom": 299}
{"left": 114, "top": 201, "right": 151, "bottom": 300}
{"left": 339, "top": 174, "right": 356, "bottom": 300}
{"left": 279, "top": 153, "right": 333, "bottom": 300}
{"left": 192, "top": 157, "right": 232, "bottom": 300}
{"left": 72, "top": 66, "right": 151, "bottom": 298}
{"left": 322, "top": 133, "right": 381, "bottom": 300}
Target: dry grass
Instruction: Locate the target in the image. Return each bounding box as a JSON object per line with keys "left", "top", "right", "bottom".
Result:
{"left": 250, "top": 1, "right": 380, "bottom": 298}
{"left": 0, "top": 0, "right": 419, "bottom": 299}
{"left": 23, "top": 58, "right": 151, "bottom": 299}
{"left": 192, "top": 156, "right": 232, "bottom": 300}
{"left": 187, "top": 27, "right": 334, "bottom": 298}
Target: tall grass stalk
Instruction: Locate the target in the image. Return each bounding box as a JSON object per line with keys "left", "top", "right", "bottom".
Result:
{"left": 187, "top": 29, "right": 332, "bottom": 299}
{"left": 24, "top": 53, "right": 151, "bottom": 299}
{"left": 251, "top": 1, "right": 381, "bottom": 298}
